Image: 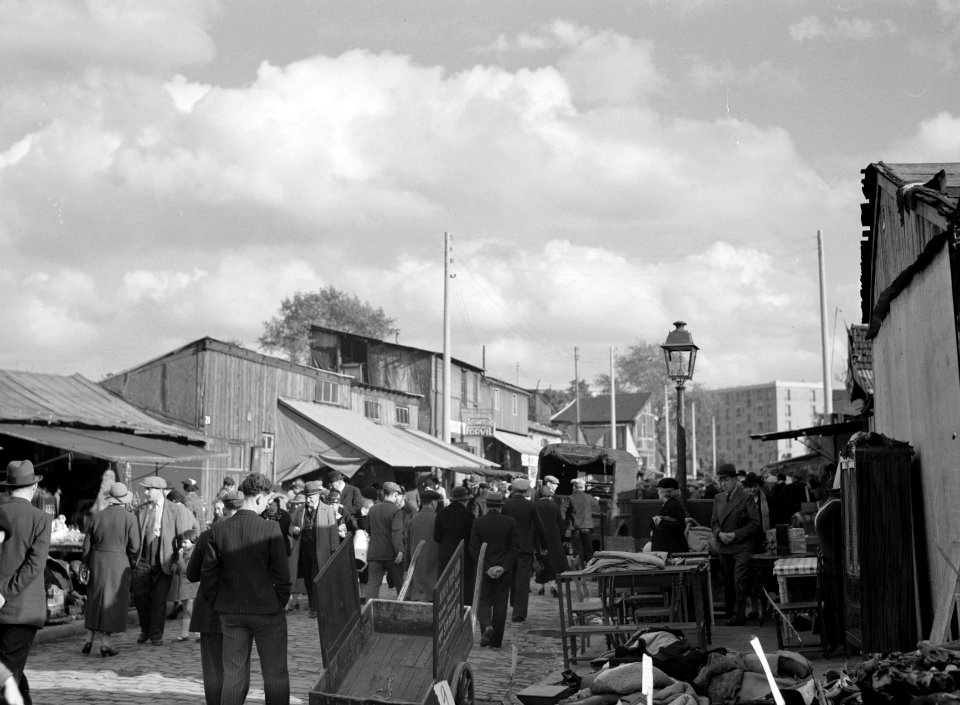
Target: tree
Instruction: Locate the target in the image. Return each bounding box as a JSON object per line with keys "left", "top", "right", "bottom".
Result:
{"left": 258, "top": 286, "right": 397, "bottom": 364}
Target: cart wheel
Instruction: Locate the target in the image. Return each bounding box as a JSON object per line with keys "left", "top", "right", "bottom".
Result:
{"left": 451, "top": 662, "right": 474, "bottom": 705}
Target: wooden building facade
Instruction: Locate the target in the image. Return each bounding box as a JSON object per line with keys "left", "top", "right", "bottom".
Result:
{"left": 860, "top": 161, "right": 960, "bottom": 639}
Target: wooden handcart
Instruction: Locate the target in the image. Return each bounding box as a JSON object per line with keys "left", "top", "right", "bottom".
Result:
{"left": 310, "top": 538, "right": 475, "bottom": 705}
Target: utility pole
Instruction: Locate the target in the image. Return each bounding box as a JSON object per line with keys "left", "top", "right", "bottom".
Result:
{"left": 691, "top": 401, "right": 697, "bottom": 478}
{"left": 574, "top": 347, "right": 581, "bottom": 443}
{"left": 711, "top": 415, "right": 717, "bottom": 476}
{"left": 663, "top": 384, "right": 671, "bottom": 476}
{"left": 818, "top": 230, "right": 833, "bottom": 421}
{"left": 609, "top": 347, "right": 616, "bottom": 450}
{"left": 442, "top": 232, "right": 452, "bottom": 443}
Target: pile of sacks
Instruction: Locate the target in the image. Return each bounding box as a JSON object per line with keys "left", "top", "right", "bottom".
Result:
{"left": 557, "top": 644, "right": 818, "bottom": 705}
{"left": 851, "top": 639, "right": 960, "bottom": 704}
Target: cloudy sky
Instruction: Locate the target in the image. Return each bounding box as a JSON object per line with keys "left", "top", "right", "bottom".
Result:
{"left": 2, "top": 1, "right": 958, "bottom": 393}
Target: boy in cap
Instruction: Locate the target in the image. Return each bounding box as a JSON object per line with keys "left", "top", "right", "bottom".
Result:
{"left": 364, "top": 482, "right": 406, "bottom": 601}
{"left": 469, "top": 492, "right": 520, "bottom": 648}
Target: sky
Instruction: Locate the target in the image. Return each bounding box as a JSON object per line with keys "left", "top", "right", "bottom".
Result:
{"left": 2, "top": 0, "right": 959, "bottom": 394}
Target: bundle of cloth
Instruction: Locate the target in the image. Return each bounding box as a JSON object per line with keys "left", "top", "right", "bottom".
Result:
{"left": 559, "top": 647, "right": 815, "bottom": 705}
{"left": 582, "top": 551, "right": 667, "bottom": 573}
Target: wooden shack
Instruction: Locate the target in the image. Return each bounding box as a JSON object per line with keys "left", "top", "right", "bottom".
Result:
{"left": 860, "top": 161, "right": 960, "bottom": 639}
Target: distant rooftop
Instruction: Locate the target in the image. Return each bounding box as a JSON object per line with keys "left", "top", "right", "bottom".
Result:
{"left": 552, "top": 392, "right": 652, "bottom": 425}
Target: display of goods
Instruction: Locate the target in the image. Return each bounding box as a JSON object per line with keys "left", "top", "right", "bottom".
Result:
{"left": 851, "top": 641, "right": 960, "bottom": 703}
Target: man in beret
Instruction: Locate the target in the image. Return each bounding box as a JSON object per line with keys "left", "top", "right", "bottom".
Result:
{"left": 469, "top": 492, "right": 520, "bottom": 648}
{"left": 364, "top": 482, "right": 406, "bottom": 601}
{"left": 0, "top": 460, "right": 52, "bottom": 704}
{"left": 434, "top": 485, "right": 475, "bottom": 605}
{"left": 327, "top": 470, "right": 363, "bottom": 528}
{"left": 502, "top": 478, "right": 545, "bottom": 622}
{"left": 405, "top": 489, "right": 442, "bottom": 601}
{"left": 710, "top": 463, "right": 760, "bottom": 626}
{"left": 288, "top": 481, "right": 339, "bottom": 619}
{"left": 133, "top": 476, "right": 195, "bottom": 646}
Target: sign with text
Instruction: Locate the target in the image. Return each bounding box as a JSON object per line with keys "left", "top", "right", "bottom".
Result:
{"left": 433, "top": 541, "right": 464, "bottom": 679}
{"left": 463, "top": 415, "right": 495, "bottom": 437}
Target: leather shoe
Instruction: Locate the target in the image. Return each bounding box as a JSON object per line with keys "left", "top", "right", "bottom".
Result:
{"left": 511, "top": 616, "right": 526, "bottom": 623}
{"left": 136, "top": 633, "right": 149, "bottom": 644}
{"left": 100, "top": 646, "right": 119, "bottom": 658}
{"left": 725, "top": 616, "right": 746, "bottom": 626}
{"left": 81, "top": 641, "right": 92, "bottom": 655}
{"left": 151, "top": 639, "right": 163, "bottom": 646}
{"left": 480, "top": 627, "right": 494, "bottom": 647}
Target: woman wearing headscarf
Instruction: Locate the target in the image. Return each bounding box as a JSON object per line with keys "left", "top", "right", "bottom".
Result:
{"left": 650, "top": 477, "right": 688, "bottom": 554}
{"left": 81, "top": 482, "right": 140, "bottom": 657}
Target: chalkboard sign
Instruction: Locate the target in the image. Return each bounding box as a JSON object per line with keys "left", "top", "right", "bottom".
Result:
{"left": 433, "top": 540, "right": 464, "bottom": 679}
{"left": 316, "top": 535, "right": 361, "bottom": 665}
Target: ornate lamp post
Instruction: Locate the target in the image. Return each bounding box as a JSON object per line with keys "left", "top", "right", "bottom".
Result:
{"left": 661, "top": 321, "right": 699, "bottom": 499}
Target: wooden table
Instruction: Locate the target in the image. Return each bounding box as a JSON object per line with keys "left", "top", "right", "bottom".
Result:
{"left": 556, "top": 563, "right": 711, "bottom": 668}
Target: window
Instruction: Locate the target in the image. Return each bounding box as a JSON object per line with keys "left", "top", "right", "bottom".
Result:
{"left": 395, "top": 405, "right": 410, "bottom": 425}
{"left": 460, "top": 370, "right": 467, "bottom": 402}
{"left": 261, "top": 432, "right": 275, "bottom": 453}
{"left": 316, "top": 380, "right": 339, "bottom": 405}
{"left": 494, "top": 389, "right": 501, "bottom": 411}
{"left": 511, "top": 394, "right": 518, "bottom": 415}
{"left": 786, "top": 389, "right": 791, "bottom": 401}
{"left": 786, "top": 404, "right": 791, "bottom": 417}
{"left": 364, "top": 400, "right": 381, "bottom": 421}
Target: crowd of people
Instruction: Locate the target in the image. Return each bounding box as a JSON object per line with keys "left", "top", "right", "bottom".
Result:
{"left": 646, "top": 461, "right": 843, "bottom": 655}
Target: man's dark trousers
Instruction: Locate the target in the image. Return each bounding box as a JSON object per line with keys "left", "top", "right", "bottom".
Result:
{"left": 220, "top": 612, "right": 289, "bottom": 705}
{"left": 718, "top": 551, "right": 751, "bottom": 619}
{"left": 200, "top": 633, "right": 227, "bottom": 705}
{"left": 132, "top": 563, "right": 173, "bottom": 641}
{"left": 0, "top": 625, "right": 38, "bottom": 705}
{"left": 510, "top": 553, "right": 533, "bottom": 620}
{"left": 477, "top": 571, "right": 512, "bottom": 647}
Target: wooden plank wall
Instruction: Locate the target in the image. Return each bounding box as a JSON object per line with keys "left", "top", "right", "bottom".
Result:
{"left": 872, "top": 246, "right": 960, "bottom": 633}
{"left": 101, "top": 348, "right": 200, "bottom": 427}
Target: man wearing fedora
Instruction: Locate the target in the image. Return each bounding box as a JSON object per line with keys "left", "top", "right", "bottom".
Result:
{"left": 710, "top": 462, "right": 760, "bottom": 626}
{"left": 326, "top": 470, "right": 363, "bottom": 527}
{"left": 0, "top": 460, "right": 52, "bottom": 705}
{"left": 133, "top": 475, "right": 195, "bottom": 645}
{"left": 434, "top": 485, "right": 475, "bottom": 605}
{"left": 469, "top": 491, "right": 520, "bottom": 648}
{"left": 287, "top": 480, "right": 339, "bottom": 619}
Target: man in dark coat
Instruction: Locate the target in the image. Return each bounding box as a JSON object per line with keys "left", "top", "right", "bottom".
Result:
{"left": 364, "top": 482, "right": 405, "bottom": 601}
{"left": 188, "top": 490, "right": 243, "bottom": 705}
{"left": 0, "top": 460, "right": 52, "bottom": 705}
{"left": 501, "top": 478, "right": 545, "bottom": 623}
{"left": 650, "top": 477, "right": 688, "bottom": 554}
{"left": 202, "top": 473, "right": 291, "bottom": 705}
{"left": 434, "top": 486, "right": 475, "bottom": 605}
{"left": 469, "top": 492, "right": 520, "bottom": 649}
{"left": 327, "top": 471, "right": 363, "bottom": 527}
{"left": 567, "top": 478, "right": 595, "bottom": 563}
{"left": 710, "top": 463, "right": 760, "bottom": 626}
{"left": 533, "top": 476, "right": 567, "bottom": 597}
{"left": 182, "top": 478, "right": 208, "bottom": 530}
{"left": 405, "top": 490, "right": 441, "bottom": 601}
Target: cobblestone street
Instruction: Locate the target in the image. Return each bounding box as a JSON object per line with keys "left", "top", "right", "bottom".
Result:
{"left": 23, "top": 586, "right": 566, "bottom": 705}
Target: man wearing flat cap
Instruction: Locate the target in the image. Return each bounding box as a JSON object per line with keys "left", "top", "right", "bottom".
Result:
{"left": 133, "top": 475, "right": 195, "bottom": 645}
{"left": 567, "top": 477, "right": 595, "bottom": 563}
{"left": 364, "top": 482, "right": 406, "bottom": 601}
{"left": 710, "top": 463, "right": 760, "bottom": 626}
{"left": 469, "top": 492, "right": 520, "bottom": 648}
{"left": 0, "top": 460, "right": 52, "bottom": 704}
{"left": 502, "top": 478, "right": 545, "bottom": 622}
{"left": 288, "top": 481, "right": 339, "bottom": 619}
{"left": 404, "top": 489, "right": 442, "bottom": 601}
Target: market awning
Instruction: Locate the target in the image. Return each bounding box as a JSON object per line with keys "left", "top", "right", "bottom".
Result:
{"left": 400, "top": 427, "right": 511, "bottom": 478}
{"left": 492, "top": 430, "right": 542, "bottom": 457}
{"left": 276, "top": 398, "right": 502, "bottom": 482}
{"left": 749, "top": 418, "right": 866, "bottom": 442}
{"left": 0, "top": 423, "right": 223, "bottom": 464}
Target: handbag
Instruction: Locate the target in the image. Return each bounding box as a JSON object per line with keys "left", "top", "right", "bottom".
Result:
{"left": 77, "top": 563, "right": 90, "bottom": 586}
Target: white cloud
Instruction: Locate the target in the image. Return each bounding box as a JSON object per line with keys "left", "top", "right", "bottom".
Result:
{"left": 887, "top": 112, "right": 960, "bottom": 161}
{"left": 790, "top": 15, "right": 897, "bottom": 43}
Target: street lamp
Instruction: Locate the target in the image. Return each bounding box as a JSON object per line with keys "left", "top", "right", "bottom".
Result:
{"left": 661, "top": 321, "right": 699, "bottom": 499}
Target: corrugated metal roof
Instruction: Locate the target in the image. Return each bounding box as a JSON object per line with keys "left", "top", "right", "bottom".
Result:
{"left": 551, "top": 392, "right": 652, "bottom": 425}
{"left": 0, "top": 370, "right": 202, "bottom": 439}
